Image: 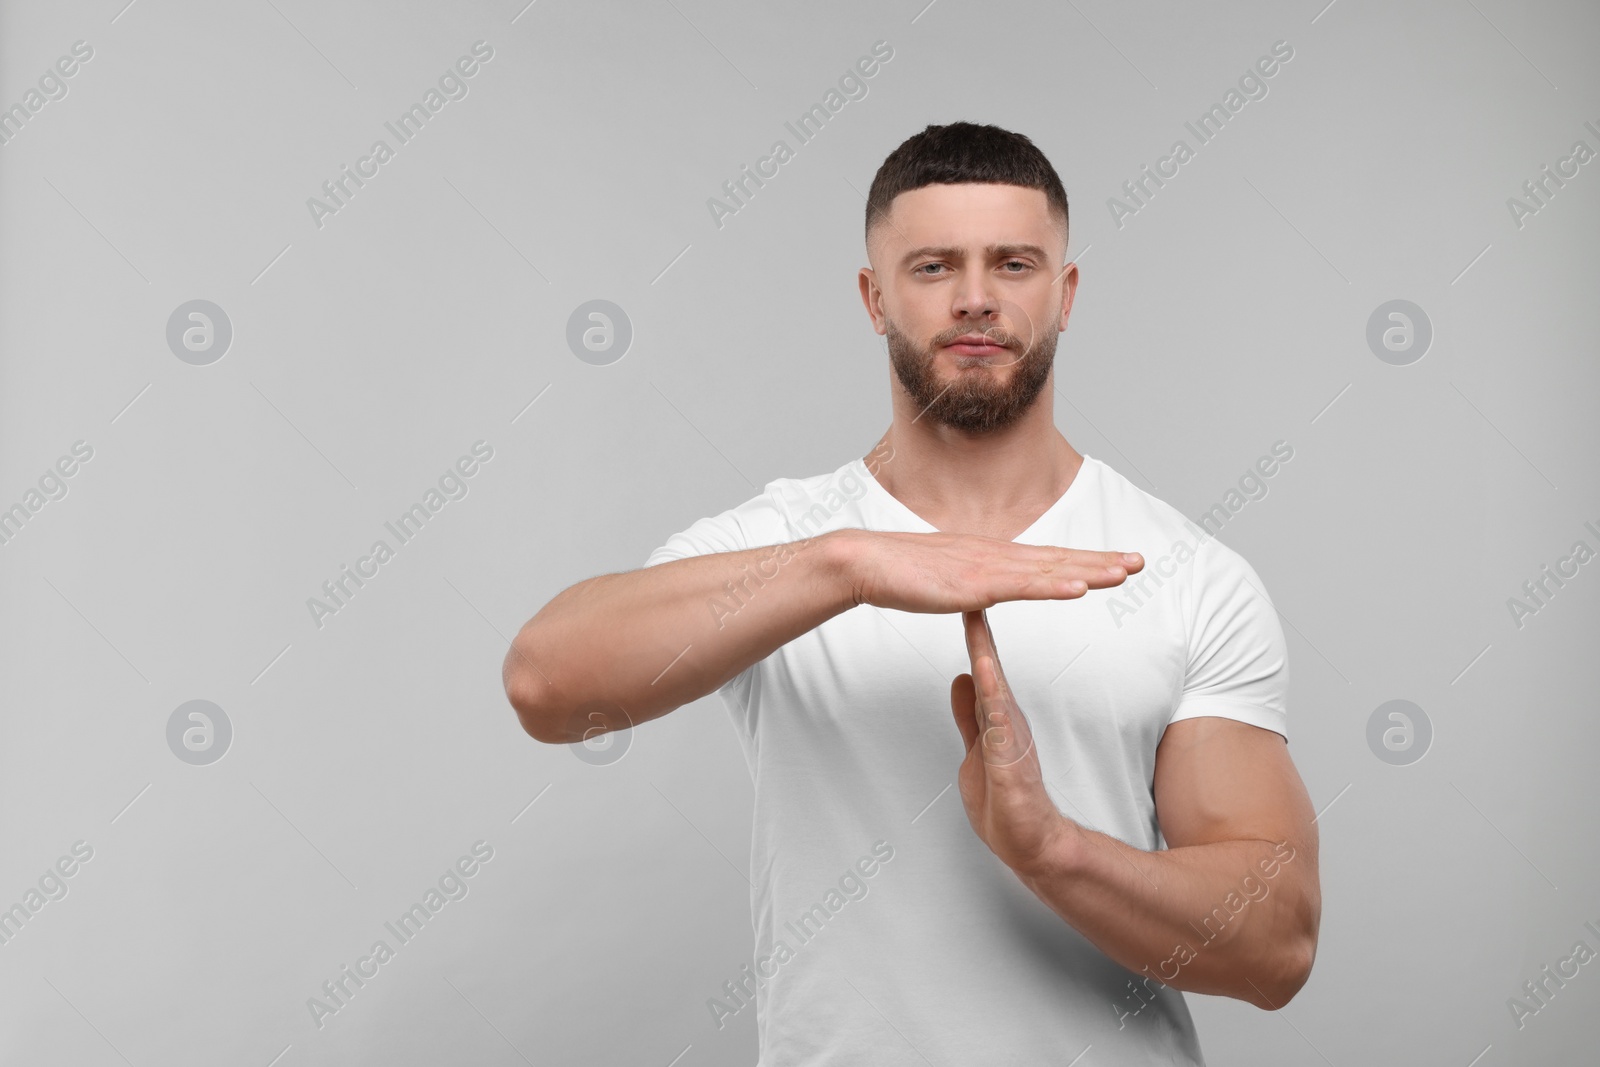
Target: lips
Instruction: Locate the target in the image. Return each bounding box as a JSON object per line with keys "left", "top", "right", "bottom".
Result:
{"left": 946, "top": 336, "right": 1011, "bottom": 356}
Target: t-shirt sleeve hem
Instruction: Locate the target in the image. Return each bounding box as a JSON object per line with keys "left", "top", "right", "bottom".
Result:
{"left": 1167, "top": 698, "right": 1287, "bottom": 741}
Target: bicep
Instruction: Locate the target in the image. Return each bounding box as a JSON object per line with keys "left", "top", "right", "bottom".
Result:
{"left": 1153, "top": 715, "right": 1315, "bottom": 853}
{"left": 1159, "top": 538, "right": 1309, "bottom": 851}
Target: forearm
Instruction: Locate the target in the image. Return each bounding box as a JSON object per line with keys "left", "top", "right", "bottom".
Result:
{"left": 505, "top": 530, "right": 860, "bottom": 742}
{"left": 1016, "top": 821, "right": 1316, "bottom": 1008}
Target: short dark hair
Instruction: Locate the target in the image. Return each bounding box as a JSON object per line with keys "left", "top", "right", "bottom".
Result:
{"left": 864, "top": 122, "right": 1069, "bottom": 252}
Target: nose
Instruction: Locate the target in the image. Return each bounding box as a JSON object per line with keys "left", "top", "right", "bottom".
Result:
{"left": 951, "top": 276, "right": 1000, "bottom": 321}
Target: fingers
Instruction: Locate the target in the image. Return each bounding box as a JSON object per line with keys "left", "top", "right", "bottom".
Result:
{"left": 961, "top": 610, "right": 1036, "bottom": 769}
{"left": 961, "top": 609, "right": 1005, "bottom": 694}
{"left": 989, "top": 546, "right": 1144, "bottom": 603}
{"left": 972, "top": 653, "right": 1036, "bottom": 768}
{"left": 991, "top": 541, "right": 1143, "bottom": 575}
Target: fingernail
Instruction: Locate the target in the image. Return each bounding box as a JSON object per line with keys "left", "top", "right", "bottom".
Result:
{"left": 1122, "top": 553, "right": 1142, "bottom": 565}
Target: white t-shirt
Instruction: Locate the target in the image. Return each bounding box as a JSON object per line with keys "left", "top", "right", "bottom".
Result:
{"left": 644, "top": 452, "right": 1289, "bottom": 1066}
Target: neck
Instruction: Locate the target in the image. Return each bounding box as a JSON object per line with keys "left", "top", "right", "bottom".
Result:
{"left": 867, "top": 370, "right": 1083, "bottom": 537}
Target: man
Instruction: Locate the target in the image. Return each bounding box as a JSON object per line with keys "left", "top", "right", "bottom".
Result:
{"left": 503, "top": 121, "right": 1320, "bottom": 1065}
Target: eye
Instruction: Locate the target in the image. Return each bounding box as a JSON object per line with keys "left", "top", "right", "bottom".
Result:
{"left": 1001, "top": 260, "right": 1031, "bottom": 273}
{"left": 915, "top": 263, "right": 946, "bottom": 276}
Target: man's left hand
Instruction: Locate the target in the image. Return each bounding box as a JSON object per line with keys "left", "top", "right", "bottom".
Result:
{"left": 949, "top": 609, "right": 1077, "bottom": 877}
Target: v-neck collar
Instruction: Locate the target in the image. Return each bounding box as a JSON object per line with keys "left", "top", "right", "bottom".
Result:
{"left": 851, "top": 454, "right": 1096, "bottom": 543}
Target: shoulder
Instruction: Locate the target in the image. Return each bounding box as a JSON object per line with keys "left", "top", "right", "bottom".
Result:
{"left": 1087, "top": 457, "right": 1209, "bottom": 554}
{"left": 1087, "top": 456, "right": 1269, "bottom": 601}
{"left": 643, "top": 460, "right": 855, "bottom": 566}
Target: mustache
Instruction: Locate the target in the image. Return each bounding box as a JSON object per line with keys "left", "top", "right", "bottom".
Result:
{"left": 934, "top": 325, "right": 1019, "bottom": 348}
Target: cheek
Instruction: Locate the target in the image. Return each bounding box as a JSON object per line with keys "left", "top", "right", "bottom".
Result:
{"left": 893, "top": 294, "right": 947, "bottom": 338}
{"left": 1012, "top": 288, "right": 1061, "bottom": 340}
{"left": 884, "top": 307, "right": 934, "bottom": 349}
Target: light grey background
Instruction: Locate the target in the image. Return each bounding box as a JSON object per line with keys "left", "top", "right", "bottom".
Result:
{"left": 2, "top": 0, "right": 1597, "bottom": 1064}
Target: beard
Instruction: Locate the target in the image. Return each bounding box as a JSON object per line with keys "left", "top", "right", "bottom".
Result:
{"left": 886, "top": 312, "right": 1058, "bottom": 434}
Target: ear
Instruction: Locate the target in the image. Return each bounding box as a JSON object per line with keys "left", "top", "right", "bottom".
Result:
{"left": 859, "top": 267, "right": 886, "bottom": 335}
{"left": 1057, "top": 260, "right": 1079, "bottom": 330}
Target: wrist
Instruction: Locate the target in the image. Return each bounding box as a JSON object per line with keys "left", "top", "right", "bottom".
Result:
{"left": 1016, "top": 813, "right": 1086, "bottom": 886}
{"left": 813, "top": 528, "right": 869, "bottom": 610}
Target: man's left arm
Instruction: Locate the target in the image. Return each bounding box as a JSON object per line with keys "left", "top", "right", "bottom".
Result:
{"left": 950, "top": 610, "right": 1321, "bottom": 1009}
{"left": 1024, "top": 714, "right": 1319, "bottom": 1009}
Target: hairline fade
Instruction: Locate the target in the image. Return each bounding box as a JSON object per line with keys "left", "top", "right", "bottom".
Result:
{"left": 864, "top": 122, "right": 1070, "bottom": 255}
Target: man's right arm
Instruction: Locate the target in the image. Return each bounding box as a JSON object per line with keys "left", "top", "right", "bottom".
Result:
{"left": 502, "top": 528, "right": 1143, "bottom": 744}
{"left": 503, "top": 532, "right": 855, "bottom": 744}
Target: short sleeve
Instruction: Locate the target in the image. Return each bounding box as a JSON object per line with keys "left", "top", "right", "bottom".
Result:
{"left": 643, "top": 506, "right": 749, "bottom": 568}
{"left": 641, "top": 488, "right": 791, "bottom": 716}
{"left": 1168, "top": 537, "right": 1290, "bottom": 740}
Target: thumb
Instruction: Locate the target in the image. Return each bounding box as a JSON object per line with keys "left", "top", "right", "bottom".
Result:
{"left": 950, "top": 673, "right": 979, "bottom": 753}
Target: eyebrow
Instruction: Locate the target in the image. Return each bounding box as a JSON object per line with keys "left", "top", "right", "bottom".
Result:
{"left": 899, "top": 243, "right": 1052, "bottom": 270}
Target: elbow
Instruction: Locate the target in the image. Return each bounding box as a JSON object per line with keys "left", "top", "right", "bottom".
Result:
{"left": 1247, "top": 878, "right": 1320, "bottom": 1010}
{"left": 1249, "top": 937, "right": 1317, "bottom": 1010}
{"left": 1284, "top": 935, "right": 1318, "bottom": 1003}
{"left": 502, "top": 632, "right": 569, "bottom": 745}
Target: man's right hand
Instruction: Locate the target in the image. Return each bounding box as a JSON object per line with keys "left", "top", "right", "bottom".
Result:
{"left": 832, "top": 528, "right": 1143, "bottom": 615}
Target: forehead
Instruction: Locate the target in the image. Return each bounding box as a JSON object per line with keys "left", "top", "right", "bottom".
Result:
{"left": 875, "top": 183, "right": 1058, "bottom": 251}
